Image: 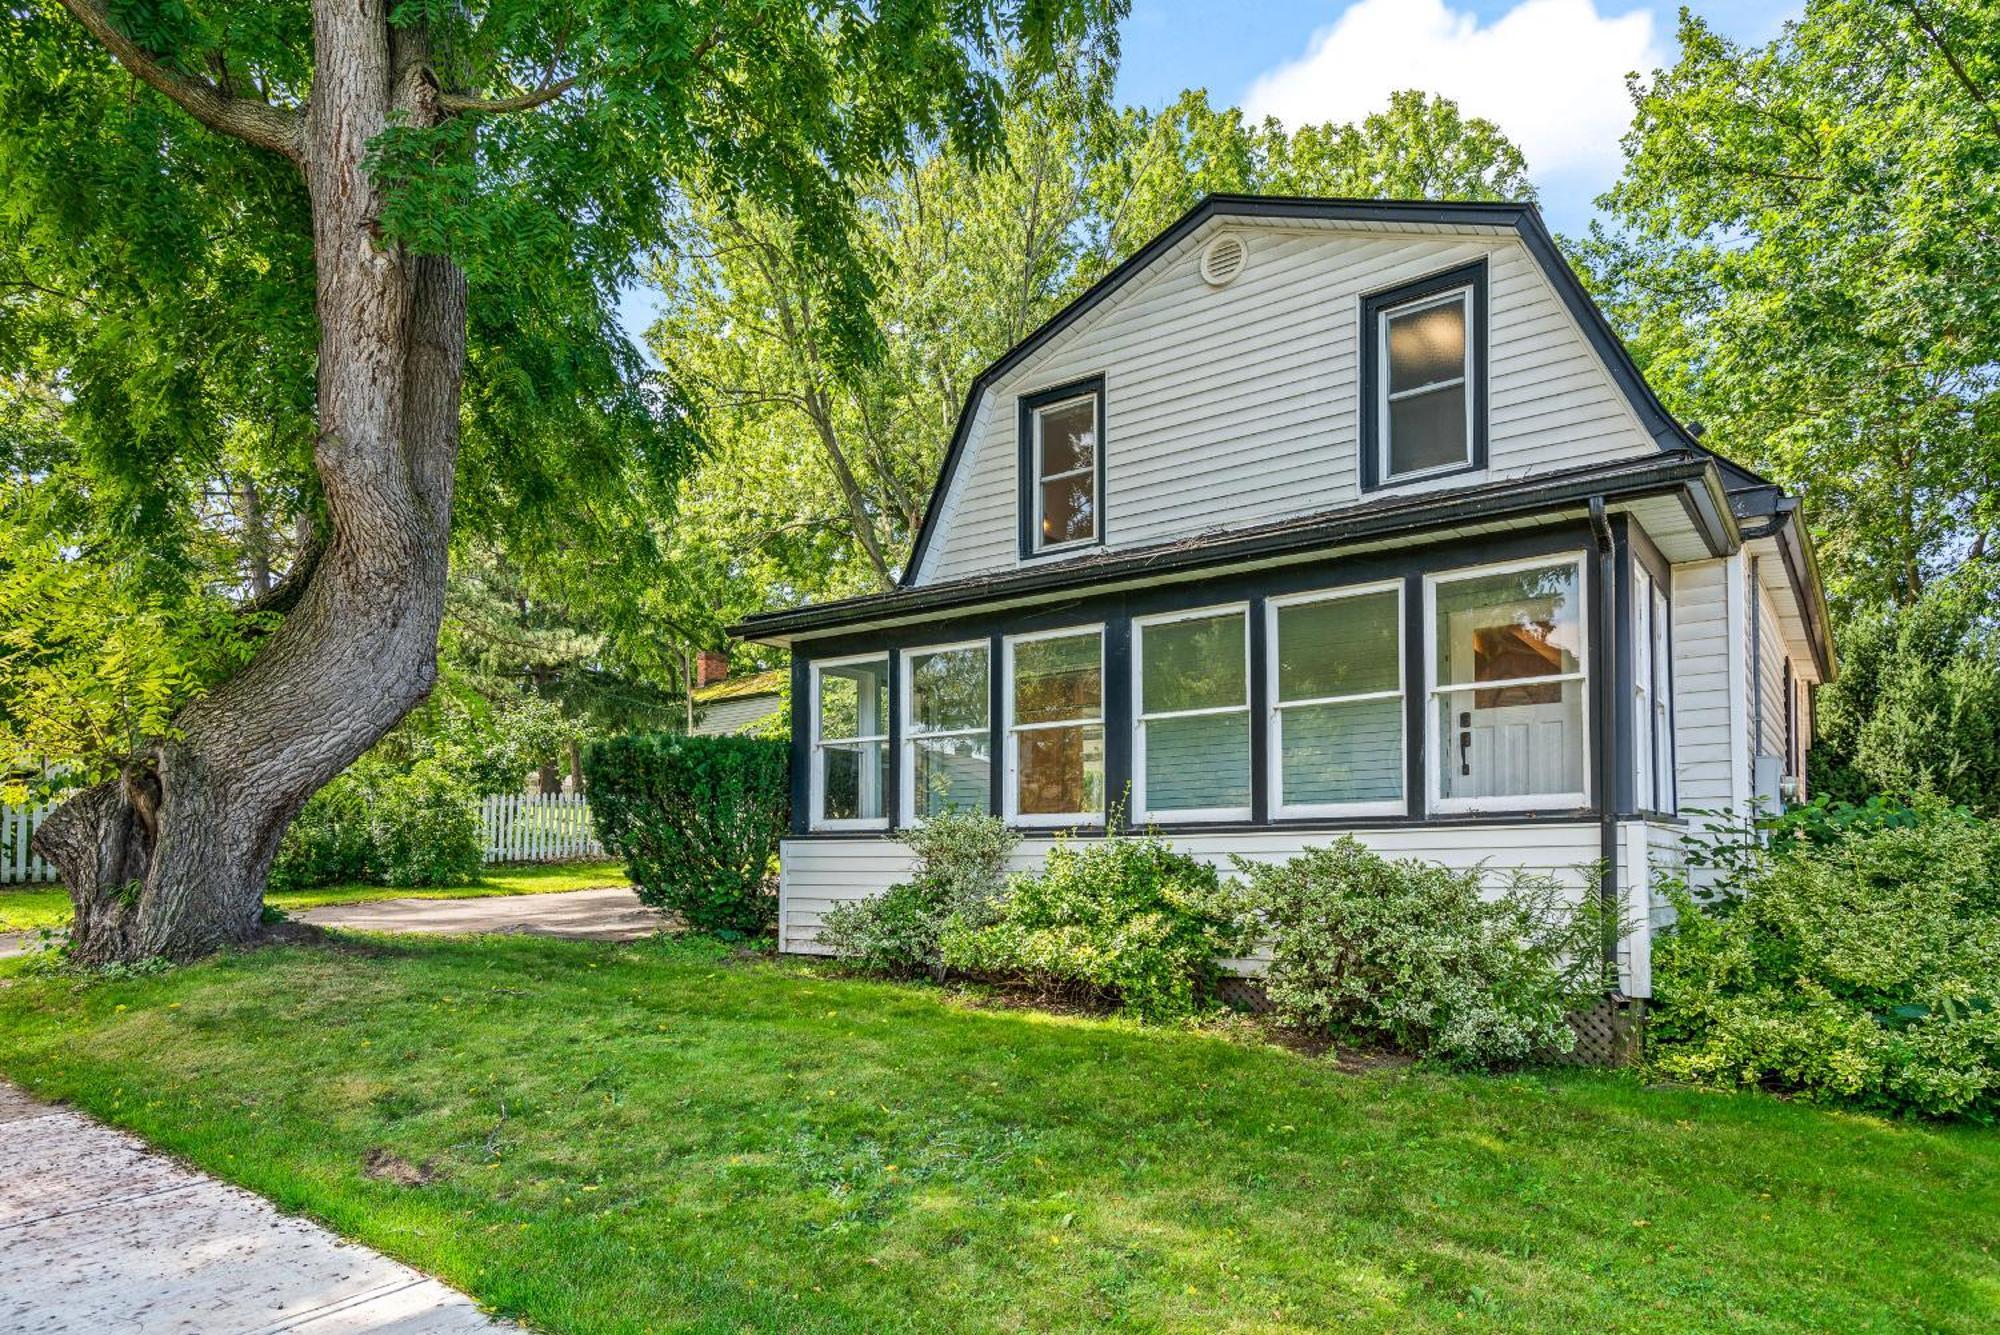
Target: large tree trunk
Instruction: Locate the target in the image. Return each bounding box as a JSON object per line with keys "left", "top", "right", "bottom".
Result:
{"left": 35, "top": 0, "right": 466, "bottom": 964}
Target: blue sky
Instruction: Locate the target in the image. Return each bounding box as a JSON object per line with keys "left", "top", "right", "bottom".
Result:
{"left": 618, "top": 0, "right": 1798, "bottom": 349}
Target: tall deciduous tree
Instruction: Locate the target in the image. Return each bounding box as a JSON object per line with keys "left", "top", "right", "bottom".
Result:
{"left": 2, "top": 0, "right": 1118, "bottom": 962}
{"left": 1582, "top": 0, "right": 2000, "bottom": 614}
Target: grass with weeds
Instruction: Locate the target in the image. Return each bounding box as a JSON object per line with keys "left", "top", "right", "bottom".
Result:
{"left": 0, "top": 860, "right": 630, "bottom": 934}
{"left": 0, "top": 932, "right": 1994, "bottom": 1332}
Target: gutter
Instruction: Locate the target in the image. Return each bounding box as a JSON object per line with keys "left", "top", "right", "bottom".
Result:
{"left": 1588, "top": 497, "right": 1621, "bottom": 986}
{"left": 736, "top": 454, "right": 1730, "bottom": 644}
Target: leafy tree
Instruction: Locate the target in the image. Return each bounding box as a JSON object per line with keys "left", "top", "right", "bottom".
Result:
{"left": 653, "top": 86, "right": 1533, "bottom": 610}
{"left": 1583, "top": 0, "right": 2000, "bottom": 614}
{"left": 1, "top": 0, "right": 1118, "bottom": 963}
{"left": 1811, "top": 567, "right": 2000, "bottom": 811}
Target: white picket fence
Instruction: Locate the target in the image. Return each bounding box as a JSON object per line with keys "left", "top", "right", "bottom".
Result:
{"left": 0, "top": 803, "right": 57, "bottom": 884}
{"left": 0, "top": 794, "right": 602, "bottom": 885}
{"left": 480, "top": 793, "right": 604, "bottom": 864}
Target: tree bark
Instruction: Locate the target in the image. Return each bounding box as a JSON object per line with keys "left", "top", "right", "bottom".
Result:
{"left": 36, "top": 0, "right": 466, "bottom": 963}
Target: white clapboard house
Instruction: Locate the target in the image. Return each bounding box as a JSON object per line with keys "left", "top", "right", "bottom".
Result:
{"left": 731, "top": 196, "right": 1833, "bottom": 1001}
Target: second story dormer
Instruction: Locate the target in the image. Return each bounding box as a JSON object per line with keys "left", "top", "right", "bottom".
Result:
{"left": 903, "top": 197, "right": 1692, "bottom": 587}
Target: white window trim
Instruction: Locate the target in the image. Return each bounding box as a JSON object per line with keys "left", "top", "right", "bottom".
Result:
{"left": 1652, "top": 583, "right": 1676, "bottom": 812}
{"left": 1423, "top": 553, "right": 1591, "bottom": 814}
{"left": 1265, "top": 580, "right": 1408, "bottom": 820}
{"left": 1132, "top": 602, "right": 1253, "bottom": 824}
{"left": 1377, "top": 285, "right": 1476, "bottom": 486}
{"left": 898, "top": 638, "right": 991, "bottom": 827}
{"left": 1003, "top": 623, "right": 1107, "bottom": 828}
{"left": 1029, "top": 392, "right": 1100, "bottom": 556}
{"left": 1634, "top": 568, "right": 1656, "bottom": 813}
{"left": 809, "top": 651, "right": 891, "bottom": 832}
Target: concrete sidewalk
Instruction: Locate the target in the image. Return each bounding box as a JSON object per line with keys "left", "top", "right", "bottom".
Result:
{"left": 294, "top": 885, "right": 664, "bottom": 942}
{"left": 0, "top": 1081, "right": 513, "bottom": 1333}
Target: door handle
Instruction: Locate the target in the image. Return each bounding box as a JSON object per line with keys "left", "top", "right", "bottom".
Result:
{"left": 1458, "top": 711, "right": 1472, "bottom": 776}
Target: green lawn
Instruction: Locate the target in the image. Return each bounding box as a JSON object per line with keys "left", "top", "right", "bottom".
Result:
{"left": 0, "top": 859, "right": 630, "bottom": 934}
{"left": 0, "top": 934, "right": 1993, "bottom": 1332}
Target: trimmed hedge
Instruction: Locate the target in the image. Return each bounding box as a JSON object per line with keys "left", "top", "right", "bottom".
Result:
{"left": 269, "top": 758, "right": 482, "bottom": 893}
{"left": 584, "top": 733, "right": 790, "bottom": 936}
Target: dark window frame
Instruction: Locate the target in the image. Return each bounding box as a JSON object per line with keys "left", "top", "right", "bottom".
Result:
{"left": 1017, "top": 375, "right": 1107, "bottom": 560}
{"left": 1360, "top": 260, "right": 1489, "bottom": 492}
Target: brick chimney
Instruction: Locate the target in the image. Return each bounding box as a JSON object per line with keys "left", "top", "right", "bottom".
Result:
{"left": 695, "top": 650, "right": 731, "bottom": 688}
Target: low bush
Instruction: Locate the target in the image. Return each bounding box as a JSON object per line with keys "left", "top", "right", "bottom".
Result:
{"left": 584, "top": 733, "right": 789, "bottom": 937}
{"left": 1650, "top": 799, "right": 2000, "bottom": 1119}
{"left": 269, "top": 759, "right": 483, "bottom": 893}
{"left": 939, "top": 830, "right": 1254, "bottom": 1023}
{"left": 1235, "top": 839, "right": 1606, "bottom": 1069}
{"left": 819, "top": 810, "right": 1015, "bottom": 976}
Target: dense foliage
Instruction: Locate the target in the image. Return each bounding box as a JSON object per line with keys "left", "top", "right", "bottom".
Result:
{"left": 1809, "top": 568, "right": 2000, "bottom": 812}
{"left": 269, "top": 759, "right": 482, "bottom": 892}
{"left": 584, "top": 734, "right": 790, "bottom": 936}
{"left": 1585, "top": 0, "right": 1999, "bottom": 614}
{"left": 937, "top": 830, "right": 1254, "bottom": 1022}
{"left": 819, "top": 810, "right": 1015, "bottom": 976}
{"left": 1650, "top": 799, "right": 2000, "bottom": 1119}
{"left": 1235, "top": 840, "right": 1607, "bottom": 1069}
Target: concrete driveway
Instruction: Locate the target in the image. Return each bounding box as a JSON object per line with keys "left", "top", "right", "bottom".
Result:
{"left": 294, "top": 885, "right": 665, "bottom": 942}
{"left": 0, "top": 1081, "right": 513, "bottom": 1332}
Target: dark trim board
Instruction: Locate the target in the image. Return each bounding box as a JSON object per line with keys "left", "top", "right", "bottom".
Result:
{"left": 897, "top": 193, "right": 1742, "bottom": 587}
{"left": 737, "top": 453, "right": 1730, "bottom": 643}
{"left": 1358, "top": 259, "right": 1489, "bottom": 492}
{"left": 789, "top": 521, "right": 1661, "bottom": 838}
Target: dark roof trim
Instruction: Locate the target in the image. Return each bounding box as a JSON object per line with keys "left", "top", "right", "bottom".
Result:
{"left": 1763, "top": 502, "right": 1838, "bottom": 682}
{"left": 737, "top": 453, "right": 1733, "bottom": 642}
{"left": 897, "top": 194, "right": 1742, "bottom": 588}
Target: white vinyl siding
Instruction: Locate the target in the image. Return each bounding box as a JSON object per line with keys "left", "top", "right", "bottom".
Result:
{"left": 1669, "top": 558, "right": 1737, "bottom": 812}
{"left": 917, "top": 225, "right": 1657, "bottom": 586}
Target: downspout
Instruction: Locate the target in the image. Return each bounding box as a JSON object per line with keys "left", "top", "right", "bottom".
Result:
{"left": 1589, "top": 497, "right": 1620, "bottom": 988}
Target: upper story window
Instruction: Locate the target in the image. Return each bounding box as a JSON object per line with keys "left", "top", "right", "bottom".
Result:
{"left": 1018, "top": 377, "right": 1104, "bottom": 558}
{"left": 811, "top": 654, "right": 890, "bottom": 830}
{"left": 1362, "top": 262, "right": 1488, "bottom": 491}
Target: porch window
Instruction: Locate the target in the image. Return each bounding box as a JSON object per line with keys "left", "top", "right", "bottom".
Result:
{"left": 902, "top": 640, "right": 990, "bottom": 822}
{"left": 1134, "top": 605, "right": 1251, "bottom": 822}
{"left": 1006, "top": 627, "right": 1105, "bottom": 824}
{"left": 1268, "top": 583, "right": 1405, "bottom": 817}
{"left": 1653, "top": 582, "right": 1674, "bottom": 808}
{"left": 1635, "top": 568, "right": 1655, "bottom": 812}
{"left": 1027, "top": 387, "right": 1100, "bottom": 553}
{"left": 1427, "top": 557, "right": 1588, "bottom": 811}
{"left": 811, "top": 654, "right": 890, "bottom": 830}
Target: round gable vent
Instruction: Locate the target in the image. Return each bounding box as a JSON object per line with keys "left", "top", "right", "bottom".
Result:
{"left": 1199, "top": 232, "right": 1248, "bottom": 287}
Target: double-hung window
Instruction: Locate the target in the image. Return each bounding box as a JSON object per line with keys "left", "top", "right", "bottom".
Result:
{"left": 1133, "top": 605, "right": 1252, "bottom": 822}
{"left": 1267, "top": 583, "right": 1405, "bottom": 818}
{"left": 1652, "top": 581, "right": 1674, "bottom": 808}
{"left": 1363, "top": 263, "right": 1485, "bottom": 488}
{"left": 1005, "top": 626, "right": 1105, "bottom": 825}
{"left": 1634, "top": 568, "right": 1657, "bottom": 811}
{"left": 811, "top": 654, "right": 890, "bottom": 830}
{"left": 1021, "top": 380, "right": 1103, "bottom": 555}
{"left": 902, "top": 640, "right": 991, "bottom": 823}
{"left": 1426, "top": 556, "right": 1588, "bottom": 811}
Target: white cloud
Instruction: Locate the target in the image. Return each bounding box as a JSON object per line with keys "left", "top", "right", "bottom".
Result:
{"left": 1241, "top": 0, "right": 1664, "bottom": 183}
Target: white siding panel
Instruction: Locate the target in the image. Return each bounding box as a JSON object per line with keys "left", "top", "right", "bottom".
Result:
{"left": 780, "top": 823, "right": 1605, "bottom": 959}
{"left": 918, "top": 226, "right": 1656, "bottom": 586}
{"left": 1670, "top": 558, "right": 1736, "bottom": 813}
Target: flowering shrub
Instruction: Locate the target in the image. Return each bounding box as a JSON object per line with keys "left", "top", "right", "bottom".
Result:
{"left": 938, "top": 830, "right": 1255, "bottom": 1023}
{"left": 1235, "top": 838, "right": 1606, "bottom": 1068}
{"left": 1650, "top": 799, "right": 2000, "bottom": 1119}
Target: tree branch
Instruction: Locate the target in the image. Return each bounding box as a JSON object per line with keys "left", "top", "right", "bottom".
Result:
{"left": 1893, "top": 0, "right": 2000, "bottom": 140}
{"left": 439, "top": 77, "right": 576, "bottom": 115}
{"left": 56, "top": 0, "right": 302, "bottom": 160}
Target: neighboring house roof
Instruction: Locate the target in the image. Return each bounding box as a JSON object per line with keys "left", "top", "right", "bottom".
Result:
{"left": 896, "top": 194, "right": 1774, "bottom": 590}
{"left": 691, "top": 668, "right": 786, "bottom": 706}
{"left": 732, "top": 452, "right": 1740, "bottom": 643}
